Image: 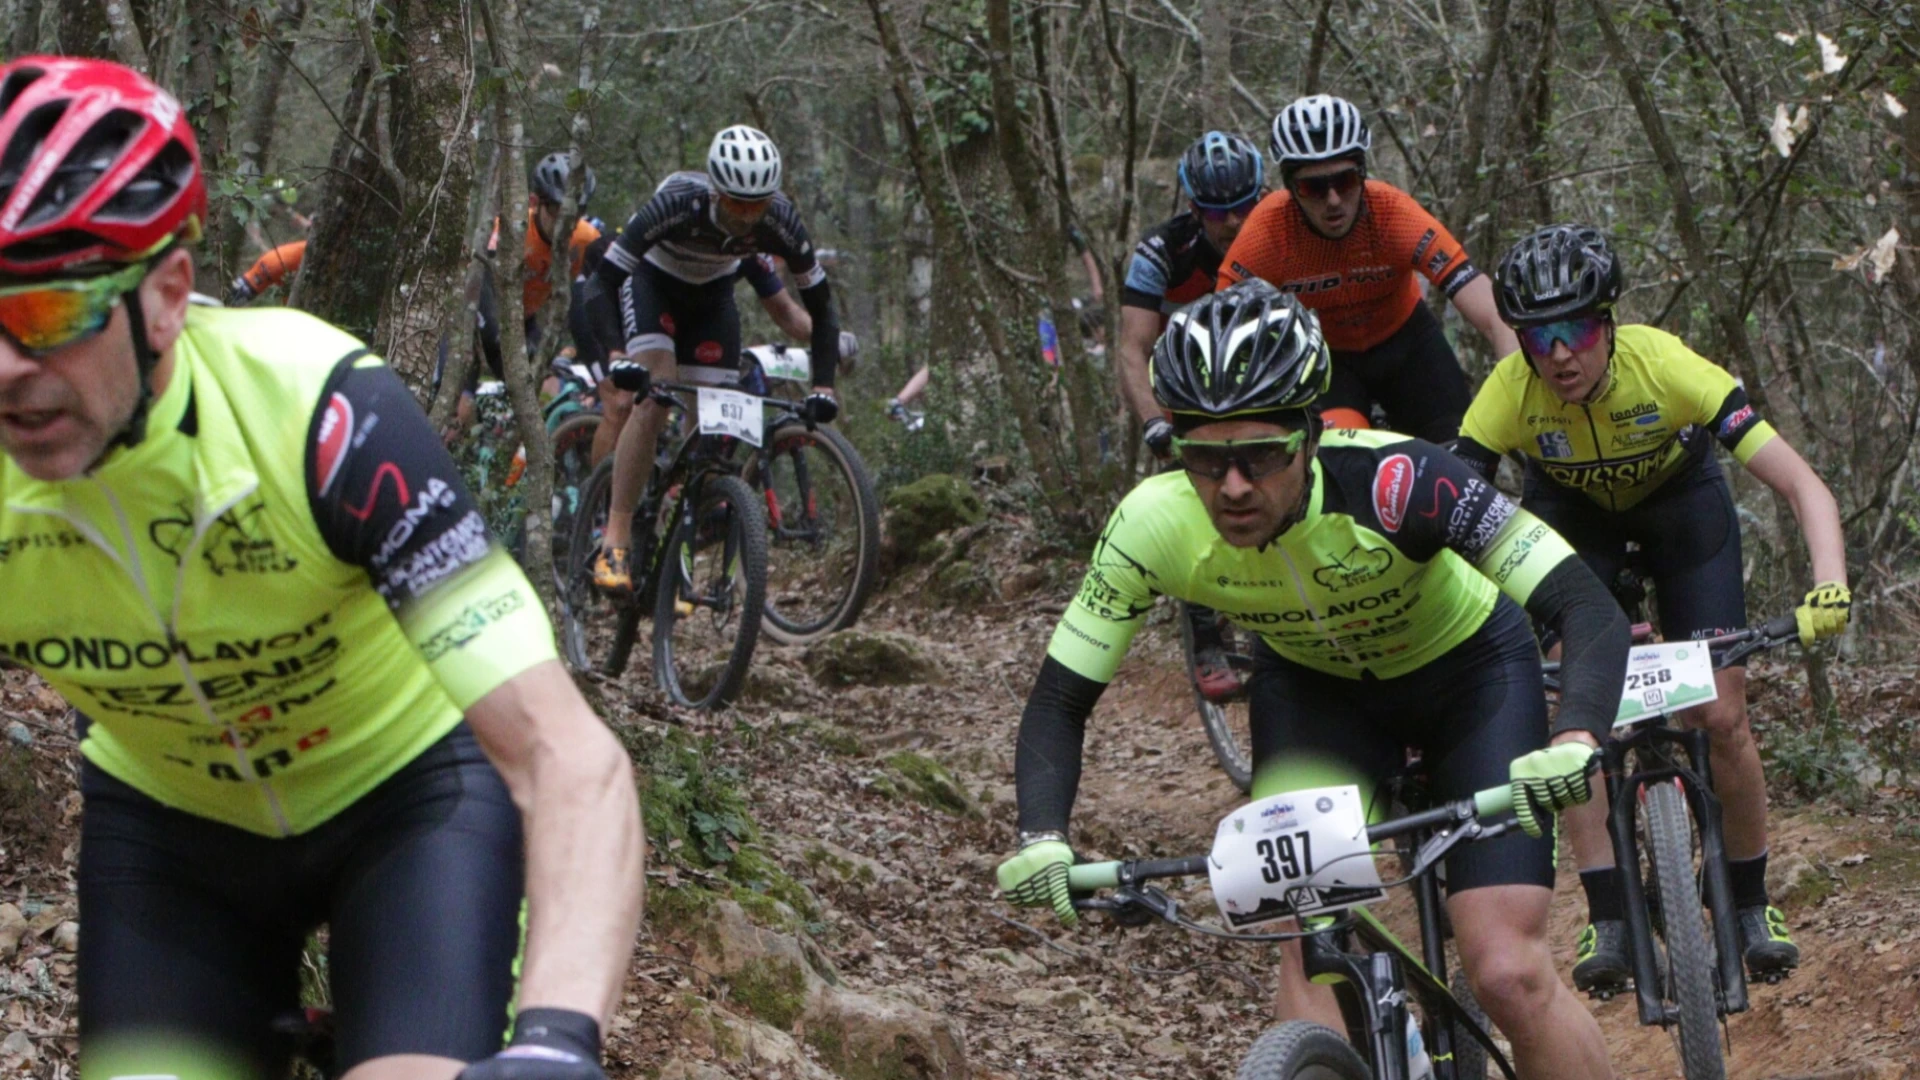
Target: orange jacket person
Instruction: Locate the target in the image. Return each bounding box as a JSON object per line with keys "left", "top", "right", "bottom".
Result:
{"left": 1219, "top": 95, "right": 1519, "bottom": 441}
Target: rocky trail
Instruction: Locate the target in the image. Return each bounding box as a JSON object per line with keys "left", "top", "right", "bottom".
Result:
{"left": 2, "top": 479, "right": 1918, "bottom": 1079}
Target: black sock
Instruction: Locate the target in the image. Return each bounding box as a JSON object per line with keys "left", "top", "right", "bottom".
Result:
{"left": 1580, "top": 867, "right": 1626, "bottom": 923}
{"left": 1729, "top": 851, "right": 1769, "bottom": 911}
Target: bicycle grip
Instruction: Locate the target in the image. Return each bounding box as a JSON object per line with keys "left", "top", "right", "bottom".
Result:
{"left": 1066, "top": 862, "right": 1121, "bottom": 891}
{"left": 608, "top": 360, "right": 650, "bottom": 394}
{"left": 1762, "top": 612, "right": 1799, "bottom": 642}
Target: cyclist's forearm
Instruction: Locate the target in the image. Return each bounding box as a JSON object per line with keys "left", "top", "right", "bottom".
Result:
{"left": 1747, "top": 438, "right": 1848, "bottom": 586}
{"left": 468, "top": 661, "right": 646, "bottom": 1025}
{"left": 1014, "top": 656, "right": 1107, "bottom": 834}
{"left": 1117, "top": 307, "right": 1164, "bottom": 423}
{"left": 798, "top": 280, "right": 840, "bottom": 388}
{"left": 1524, "top": 559, "right": 1630, "bottom": 742}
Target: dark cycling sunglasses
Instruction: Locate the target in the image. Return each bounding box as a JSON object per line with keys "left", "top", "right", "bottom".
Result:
{"left": 1172, "top": 431, "right": 1310, "bottom": 481}
{"left": 1519, "top": 316, "right": 1608, "bottom": 358}
{"left": 1293, "top": 168, "right": 1363, "bottom": 202}
{"left": 1191, "top": 193, "right": 1260, "bottom": 222}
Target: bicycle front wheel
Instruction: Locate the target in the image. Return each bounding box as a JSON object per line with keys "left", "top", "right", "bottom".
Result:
{"left": 1643, "top": 778, "right": 1726, "bottom": 1080}
{"left": 560, "top": 458, "right": 644, "bottom": 676}
{"left": 1180, "top": 605, "right": 1254, "bottom": 793}
{"left": 752, "top": 422, "right": 881, "bottom": 645}
{"left": 1236, "top": 1021, "right": 1369, "bottom": 1080}
{"left": 652, "top": 474, "right": 768, "bottom": 709}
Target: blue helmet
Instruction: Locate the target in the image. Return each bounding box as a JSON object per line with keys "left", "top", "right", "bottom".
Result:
{"left": 1178, "top": 131, "right": 1264, "bottom": 209}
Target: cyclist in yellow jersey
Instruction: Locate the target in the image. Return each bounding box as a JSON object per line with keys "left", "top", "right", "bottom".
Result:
{"left": 1455, "top": 224, "right": 1850, "bottom": 989}
{"left": 0, "top": 57, "right": 640, "bottom": 1080}
{"left": 998, "top": 279, "right": 1627, "bottom": 1080}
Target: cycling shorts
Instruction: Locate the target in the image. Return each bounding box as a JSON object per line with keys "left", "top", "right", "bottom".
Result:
{"left": 618, "top": 260, "right": 745, "bottom": 377}
{"left": 1523, "top": 450, "right": 1747, "bottom": 652}
{"left": 1246, "top": 596, "right": 1554, "bottom": 895}
{"left": 77, "top": 723, "right": 524, "bottom": 1079}
{"left": 1315, "top": 301, "right": 1471, "bottom": 445}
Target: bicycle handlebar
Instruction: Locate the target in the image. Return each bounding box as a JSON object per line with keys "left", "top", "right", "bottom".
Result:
{"left": 1065, "top": 781, "right": 1516, "bottom": 892}
{"left": 1543, "top": 612, "right": 1801, "bottom": 681}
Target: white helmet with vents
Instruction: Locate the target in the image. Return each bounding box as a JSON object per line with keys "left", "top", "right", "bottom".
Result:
{"left": 1269, "top": 95, "right": 1372, "bottom": 169}
{"left": 707, "top": 125, "right": 783, "bottom": 198}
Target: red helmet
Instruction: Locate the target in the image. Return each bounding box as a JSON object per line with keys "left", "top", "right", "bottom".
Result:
{"left": 0, "top": 56, "right": 206, "bottom": 277}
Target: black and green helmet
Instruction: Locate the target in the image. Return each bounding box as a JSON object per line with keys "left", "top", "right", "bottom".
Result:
{"left": 1151, "top": 279, "right": 1331, "bottom": 425}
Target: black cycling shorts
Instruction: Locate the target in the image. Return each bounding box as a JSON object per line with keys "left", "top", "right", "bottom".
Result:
{"left": 1523, "top": 451, "right": 1747, "bottom": 650}
{"left": 1318, "top": 301, "right": 1473, "bottom": 444}
{"left": 1246, "top": 597, "right": 1555, "bottom": 895}
{"left": 619, "top": 261, "right": 742, "bottom": 372}
{"left": 77, "top": 724, "right": 525, "bottom": 1079}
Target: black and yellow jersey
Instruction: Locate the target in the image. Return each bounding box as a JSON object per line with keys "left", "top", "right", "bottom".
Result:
{"left": 1048, "top": 429, "right": 1578, "bottom": 683}
{"left": 1455, "top": 324, "right": 1775, "bottom": 510}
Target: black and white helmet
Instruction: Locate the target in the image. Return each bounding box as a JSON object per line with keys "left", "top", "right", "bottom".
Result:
{"left": 1494, "top": 224, "right": 1623, "bottom": 327}
{"left": 531, "top": 151, "right": 596, "bottom": 207}
{"left": 707, "top": 125, "right": 782, "bottom": 198}
{"left": 1152, "top": 279, "right": 1331, "bottom": 423}
{"left": 1270, "top": 95, "right": 1371, "bottom": 171}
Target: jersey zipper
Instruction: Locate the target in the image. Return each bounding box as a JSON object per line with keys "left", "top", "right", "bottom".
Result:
{"left": 1576, "top": 402, "right": 1623, "bottom": 513}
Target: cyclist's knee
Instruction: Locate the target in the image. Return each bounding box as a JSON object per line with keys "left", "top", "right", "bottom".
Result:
{"left": 339, "top": 1054, "right": 464, "bottom": 1080}
{"left": 1682, "top": 695, "right": 1749, "bottom": 742}
{"left": 1461, "top": 941, "right": 1558, "bottom": 1027}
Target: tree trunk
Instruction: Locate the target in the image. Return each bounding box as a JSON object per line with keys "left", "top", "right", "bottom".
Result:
{"left": 55, "top": 0, "right": 112, "bottom": 57}
{"left": 480, "top": 0, "right": 555, "bottom": 602}
{"left": 11, "top": 0, "right": 45, "bottom": 55}
{"left": 298, "top": 62, "right": 393, "bottom": 340}
{"left": 182, "top": 0, "right": 239, "bottom": 281}
{"left": 1302, "top": 0, "right": 1335, "bottom": 95}
{"left": 217, "top": 0, "right": 308, "bottom": 277}
{"left": 1582, "top": 0, "right": 1833, "bottom": 715}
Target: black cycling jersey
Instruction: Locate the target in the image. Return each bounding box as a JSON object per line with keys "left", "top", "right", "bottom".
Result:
{"left": 1120, "top": 212, "right": 1224, "bottom": 314}
{"left": 596, "top": 171, "right": 840, "bottom": 385}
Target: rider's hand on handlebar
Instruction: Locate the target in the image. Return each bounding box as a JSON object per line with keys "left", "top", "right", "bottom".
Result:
{"left": 608, "top": 360, "right": 650, "bottom": 395}
{"left": 1795, "top": 581, "right": 1850, "bottom": 645}
{"left": 996, "top": 838, "right": 1078, "bottom": 927}
{"left": 456, "top": 1008, "right": 607, "bottom": 1080}
{"left": 802, "top": 388, "right": 839, "bottom": 425}
{"left": 1143, "top": 417, "right": 1174, "bottom": 458}
{"left": 1509, "top": 742, "right": 1600, "bottom": 838}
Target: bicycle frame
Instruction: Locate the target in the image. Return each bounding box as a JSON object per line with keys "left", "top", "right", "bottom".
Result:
{"left": 1602, "top": 718, "right": 1749, "bottom": 1024}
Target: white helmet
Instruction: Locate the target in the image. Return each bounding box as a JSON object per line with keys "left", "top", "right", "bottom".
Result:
{"left": 1270, "top": 94, "right": 1371, "bottom": 169}
{"left": 707, "top": 125, "right": 783, "bottom": 198}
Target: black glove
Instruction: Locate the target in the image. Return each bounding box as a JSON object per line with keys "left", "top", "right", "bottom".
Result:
{"left": 457, "top": 1008, "right": 606, "bottom": 1080}
{"left": 801, "top": 392, "right": 839, "bottom": 425}
{"left": 608, "top": 360, "right": 650, "bottom": 395}
{"left": 1143, "top": 417, "right": 1174, "bottom": 458}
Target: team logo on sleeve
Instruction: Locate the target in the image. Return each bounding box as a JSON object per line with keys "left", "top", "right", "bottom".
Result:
{"left": 1719, "top": 404, "right": 1755, "bottom": 437}
{"left": 313, "top": 393, "right": 353, "bottom": 496}
{"left": 1372, "top": 454, "right": 1415, "bottom": 532}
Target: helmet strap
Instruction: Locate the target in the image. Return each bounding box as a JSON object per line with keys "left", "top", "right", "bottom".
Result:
{"left": 107, "top": 287, "right": 159, "bottom": 452}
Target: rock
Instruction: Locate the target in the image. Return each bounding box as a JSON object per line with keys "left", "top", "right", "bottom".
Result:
{"left": 51, "top": 920, "right": 78, "bottom": 953}
{"left": 5, "top": 722, "right": 29, "bottom": 746}
{"left": 1004, "top": 563, "right": 1049, "bottom": 596}
{"left": 1143, "top": 1034, "right": 1190, "bottom": 1060}
{"left": 972, "top": 455, "right": 1012, "bottom": 484}
{"left": 883, "top": 475, "right": 986, "bottom": 565}
{"left": 656, "top": 1061, "right": 730, "bottom": 1080}
{"left": 738, "top": 662, "right": 815, "bottom": 707}
{"left": 932, "top": 560, "right": 998, "bottom": 608}
{"left": 795, "top": 839, "right": 914, "bottom": 902}
{"left": 0, "top": 1031, "right": 34, "bottom": 1064}
{"left": 804, "top": 630, "right": 943, "bottom": 688}
{"left": 974, "top": 947, "right": 1043, "bottom": 975}
{"left": 885, "top": 752, "right": 979, "bottom": 818}
{"left": 1769, "top": 851, "right": 1826, "bottom": 907}
{"left": 800, "top": 983, "right": 968, "bottom": 1080}
{"left": 0, "top": 903, "right": 25, "bottom": 958}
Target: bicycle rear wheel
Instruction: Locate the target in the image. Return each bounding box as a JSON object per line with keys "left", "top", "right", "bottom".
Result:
{"left": 1642, "top": 777, "right": 1726, "bottom": 1080}
{"left": 548, "top": 412, "right": 602, "bottom": 567}
{"left": 559, "top": 458, "right": 643, "bottom": 676}
{"left": 1180, "top": 605, "right": 1254, "bottom": 792}
{"left": 652, "top": 474, "right": 768, "bottom": 709}
{"left": 1236, "top": 1021, "right": 1369, "bottom": 1080}
{"left": 751, "top": 421, "right": 880, "bottom": 645}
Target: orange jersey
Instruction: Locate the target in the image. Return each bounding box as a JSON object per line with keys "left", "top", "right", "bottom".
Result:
{"left": 240, "top": 240, "right": 307, "bottom": 294}
{"left": 1217, "top": 180, "right": 1478, "bottom": 352}
{"left": 489, "top": 210, "right": 602, "bottom": 314}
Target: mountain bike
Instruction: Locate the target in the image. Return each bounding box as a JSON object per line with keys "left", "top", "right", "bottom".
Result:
{"left": 1543, "top": 612, "right": 1799, "bottom": 1080}
{"left": 738, "top": 344, "right": 881, "bottom": 645}
{"left": 1064, "top": 767, "right": 1567, "bottom": 1080}
{"left": 1177, "top": 606, "right": 1257, "bottom": 792}
{"left": 557, "top": 376, "right": 771, "bottom": 710}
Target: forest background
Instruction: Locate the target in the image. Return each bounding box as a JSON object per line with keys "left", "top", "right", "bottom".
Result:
{"left": 11, "top": 0, "right": 1920, "bottom": 790}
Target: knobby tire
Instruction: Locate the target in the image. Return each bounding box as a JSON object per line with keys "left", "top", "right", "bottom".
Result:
{"left": 1644, "top": 778, "right": 1726, "bottom": 1080}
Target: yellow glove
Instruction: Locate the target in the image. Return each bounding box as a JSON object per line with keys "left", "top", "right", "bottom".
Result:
{"left": 1510, "top": 743, "right": 1599, "bottom": 839}
{"left": 996, "top": 839, "right": 1078, "bottom": 927}
{"left": 1795, "top": 581, "right": 1851, "bottom": 645}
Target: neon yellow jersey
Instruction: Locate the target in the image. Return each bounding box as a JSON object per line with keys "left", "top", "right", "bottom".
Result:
{"left": 1458, "top": 324, "right": 1776, "bottom": 510}
{"left": 0, "top": 306, "right": 556, "bottom": 836}
{"left": 1047, "top": 429, "right": 1578, "bottom": 683}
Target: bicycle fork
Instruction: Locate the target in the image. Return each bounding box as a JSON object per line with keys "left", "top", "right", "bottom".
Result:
{"left": 1304, "top": 932, "right": 1420, "bottom": 1080}
{"left": 1602, "top": 725, "right": 1750, "bottom": 1027}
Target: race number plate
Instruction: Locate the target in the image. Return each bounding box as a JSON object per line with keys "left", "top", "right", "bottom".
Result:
{"left": 696, "top": 387, "right": 763, "bottom": 447}
{"left": 1614, "top": 641, "right": 1718, "bottom": 727}
{"left": 747, "top": 344, "right": 812, "bottom": 383}
{"left": 1208, "top": 785, "right": 1384, "bottom": 930}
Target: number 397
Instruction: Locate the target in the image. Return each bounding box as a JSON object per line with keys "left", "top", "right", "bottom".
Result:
{"left": 1256, "top": 830, "right": 1314, "bottom": 884}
